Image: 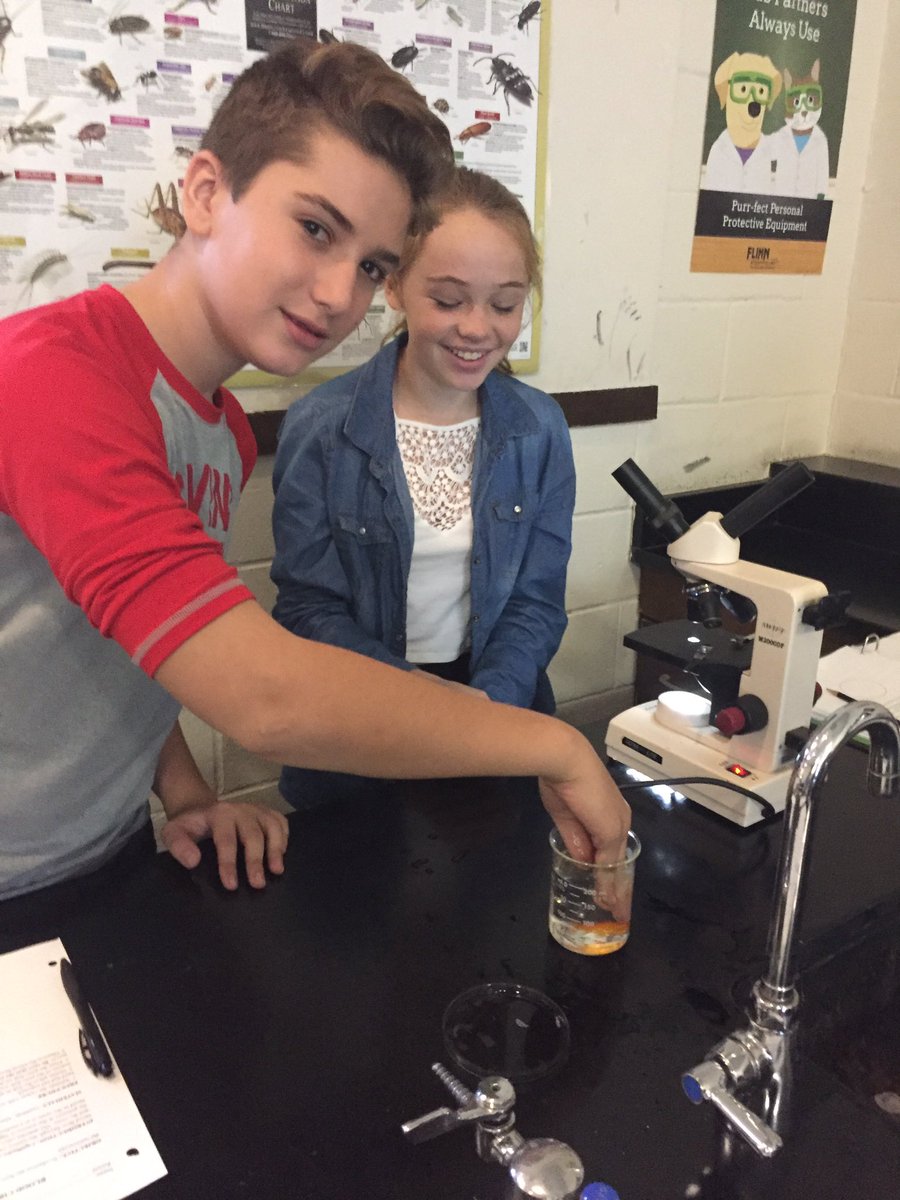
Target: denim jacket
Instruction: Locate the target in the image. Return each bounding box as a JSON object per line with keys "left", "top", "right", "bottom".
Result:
{"left": 271, "top": 336, "right": 575, "bottom": 712}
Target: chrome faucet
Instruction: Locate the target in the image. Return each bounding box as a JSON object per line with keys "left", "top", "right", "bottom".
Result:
{"left": 402, "top": 1062, "right": 585, "bottom": 1198}
{"left": 682, "top": 700, "right": 900, "bottom": 1156}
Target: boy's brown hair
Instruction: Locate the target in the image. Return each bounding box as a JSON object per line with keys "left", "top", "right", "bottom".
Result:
{"left": 201, "top": 38, "right": 454, "bottom": 208}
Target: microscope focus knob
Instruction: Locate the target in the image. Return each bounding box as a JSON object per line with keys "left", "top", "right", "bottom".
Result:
{"left": 715, "top": 695, "right": 768, "bottom": 736}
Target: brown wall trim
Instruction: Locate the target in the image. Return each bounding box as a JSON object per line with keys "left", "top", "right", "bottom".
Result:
{"left": 555, "top": 385, "right": 658, "bottom": 428}
{"left": 247, "top": 384, "right": 658, "bottom": 456}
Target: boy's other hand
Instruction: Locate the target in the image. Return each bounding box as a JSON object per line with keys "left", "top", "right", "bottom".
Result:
{"left": 161, "top": 800, "right": 290, "bottom": 890}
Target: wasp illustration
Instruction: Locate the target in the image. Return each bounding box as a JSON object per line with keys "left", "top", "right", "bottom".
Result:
{"left": 446, "top": 5, "right": 462, "bottom": 25}
{"left": 475, "top": 53, "right": 536, "bottom": 112}
{"left": 136, "top": 68, "right": 160, "bottom": 88}
{"left": 163, "top": 24, "right": 183, "bottom": 39}
{"left": 457, "top": 120, "right": 491, "bottom": 142}
{"left": 141, "top": 181, "right": 186, "bottom": 239}
{"left": 391, "top": 42, "right": 418, "bottom": 73}
{"left": 515, "top": 1, "right": 541, "bottom": 32}
{"left": 83, "top": 61, "right": 122, "bottom": 101}
{"left": 75, "top": 121, "right": 106, "bottom": 146}
{"left": 4, "top": 100, "right": 64, "bottom": 148}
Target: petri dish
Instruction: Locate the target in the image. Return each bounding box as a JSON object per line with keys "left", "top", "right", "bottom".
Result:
{"left": 442, "top": 981, "right": 570, "bottom": 1084}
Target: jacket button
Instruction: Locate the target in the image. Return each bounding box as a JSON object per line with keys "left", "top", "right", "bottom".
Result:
{"left": 514, "top": 505, "right": 522, "bottom": 514}
{"left": 473, "top": 614, "right": 480, "bottom": 622}
{"left": 359, "top": 526, "right": 366, "bottom": 534}
{"left": 473, "top": 557, "right": 480, "bottom": 566}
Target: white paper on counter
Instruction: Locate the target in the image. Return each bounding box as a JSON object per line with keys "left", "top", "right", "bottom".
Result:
{"left": 815, "top": 631, "right": 900, "bottom": 717}
{"left": 0, "top": 938, "right": 167, "bottom": 1200}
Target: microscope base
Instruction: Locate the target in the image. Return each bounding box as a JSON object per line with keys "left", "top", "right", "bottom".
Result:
{"left": 606, "top": 702, "right": 791, "bottom": 827}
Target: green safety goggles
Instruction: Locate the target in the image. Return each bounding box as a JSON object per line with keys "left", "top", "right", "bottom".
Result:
{"left": 728, "top": 72, "right": 774, "bottom": 106}
{"left": 787, "top": 83, "right": 822, "bottom": 110}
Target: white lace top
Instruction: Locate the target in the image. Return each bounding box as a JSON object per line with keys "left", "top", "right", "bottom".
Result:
{"left": 395, "top": 415, "right": 480, "bottom": 663}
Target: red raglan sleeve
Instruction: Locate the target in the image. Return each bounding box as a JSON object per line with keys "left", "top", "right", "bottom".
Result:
{"left": 0, "top": 347, "right": 256, "bottom": 678}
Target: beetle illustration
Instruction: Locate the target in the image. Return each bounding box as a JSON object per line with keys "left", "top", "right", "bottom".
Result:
{"left": 516, "top": 1, "right": 541, "bottom": 32}
{"left": 109, "top": 12, "right": 151, "bottom": 43}
{"left": 391, "top": 43, "right": 418, "bottom": 73}
{"left": 136, "top": 68, "right": 160, "bottom": 88}
{"left": 4, "top": 100, "right": 64, "bottom": 148}
{"left": 318, "top": 28, "right": 340, "bottom": 44}
{"left": 446, "top": 5, "right": 462, "bottom": 24}
{"left": 475, "top": 53, "right": 536, "bottom": 112}
{"left": 75, "top": 121, "right": 106, "bottom": 146}
{"left": 82, "top": 61, "right": 122, "bottom": 101}
{"left": 456, "top": 120, "right": 491, "bottom": 142}
{"left": 432, "top": 97, "right": 450, "bottom": 114}
{"left": 163, "top": 24, "right": 183, "bottom": 38}
{"left": 141, "top": 181, "right": 186, "bottom": 239}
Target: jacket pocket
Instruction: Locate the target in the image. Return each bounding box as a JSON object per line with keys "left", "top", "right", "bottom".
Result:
{"left": 491, "top": 498, "right": 528, "bottom": 523}
{"left": 334, "top": 513, "right": 393, "bottom": 545}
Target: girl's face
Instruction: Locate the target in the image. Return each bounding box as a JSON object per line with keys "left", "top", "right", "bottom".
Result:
{"left": 386, "top": 207, "right": 529, "bottom": 404}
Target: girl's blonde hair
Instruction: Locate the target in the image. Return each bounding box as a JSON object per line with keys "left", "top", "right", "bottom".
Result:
{"left": 387, "top": 167, "right": 541, "bottom": 374}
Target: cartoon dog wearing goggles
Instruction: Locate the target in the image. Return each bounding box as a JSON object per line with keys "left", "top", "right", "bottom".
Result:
{"left": 704, "top": 52, "right": 782, "bottom": 193}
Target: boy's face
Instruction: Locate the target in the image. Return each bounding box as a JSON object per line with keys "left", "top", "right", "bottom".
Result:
{"left": 198, "top": 129, "right": 412, "bottom": 379}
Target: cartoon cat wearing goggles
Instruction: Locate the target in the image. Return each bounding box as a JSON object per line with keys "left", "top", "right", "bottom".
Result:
{"left": 770, "top": 59, "right": 829, "bottom": 199}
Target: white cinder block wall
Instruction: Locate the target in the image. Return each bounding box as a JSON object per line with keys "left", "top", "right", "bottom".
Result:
{"left": 830, "top": 0, "right": 900, "bottom": 461}
{"left": 180, "top": 0, "right": 900, "bottom": 807}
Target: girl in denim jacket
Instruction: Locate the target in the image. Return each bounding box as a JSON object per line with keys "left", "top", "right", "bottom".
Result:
{"left": 271, "top": 169, "right": 576, "bottom": 806}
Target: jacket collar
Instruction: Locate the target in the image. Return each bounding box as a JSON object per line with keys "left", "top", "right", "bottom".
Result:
{"left": 343, "top": 334, "right": 541, "bottom": 461}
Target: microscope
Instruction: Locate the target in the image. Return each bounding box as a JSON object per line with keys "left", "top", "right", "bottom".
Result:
{"left": 605, "top": 460, "right": 848, "bottom": 826}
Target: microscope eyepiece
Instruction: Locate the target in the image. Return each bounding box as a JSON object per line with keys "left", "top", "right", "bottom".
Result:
{"left": 612, "top": 459, "right": 690, "bottom": 542}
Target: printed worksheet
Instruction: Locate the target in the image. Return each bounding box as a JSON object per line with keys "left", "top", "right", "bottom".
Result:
{"left": 0, "top": 938, "right": 166, "bottom": 1200}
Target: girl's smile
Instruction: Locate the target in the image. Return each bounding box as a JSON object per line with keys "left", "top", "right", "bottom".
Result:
{"left": 387, "top": 207, "right": 528, "bottom": 422}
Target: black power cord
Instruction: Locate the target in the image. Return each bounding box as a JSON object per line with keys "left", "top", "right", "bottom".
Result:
{"left": 617, "top": 775, "right": 777, "bottom": 820}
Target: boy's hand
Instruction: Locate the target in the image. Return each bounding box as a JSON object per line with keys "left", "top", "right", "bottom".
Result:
{"left": 538, "top": 744, "right": 631, "bottom": 866}
{"left": 161, "top": 800, "right": 290, "bottom": 891}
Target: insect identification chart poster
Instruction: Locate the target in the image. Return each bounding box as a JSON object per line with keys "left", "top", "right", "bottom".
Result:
{"left": 0, "top": 0, "right": 547, "bottom": 382}
{"left": 691, "top": 0, "right": 857, "bottom": 275}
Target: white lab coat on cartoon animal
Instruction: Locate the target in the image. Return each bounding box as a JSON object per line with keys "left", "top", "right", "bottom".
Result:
{"left": 703, "top": 129, "right": 774, "bottom": 193}
{"left": 769, "top": 123, "right": 829, "bottom": 199}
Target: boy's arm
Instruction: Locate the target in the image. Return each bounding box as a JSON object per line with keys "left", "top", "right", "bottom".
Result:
{"left": 153, "top": 720, "right": 289, "bottom": 890}
{"left": 155, "top": 600, "right": 630, "bottom": 862}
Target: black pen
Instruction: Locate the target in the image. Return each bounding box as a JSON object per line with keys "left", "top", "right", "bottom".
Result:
{"left": 60, "top": 957, "right": 115, "bottom": 1078}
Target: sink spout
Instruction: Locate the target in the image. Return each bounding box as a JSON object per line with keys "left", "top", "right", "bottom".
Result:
{"left": 756, "top": 700, "right": 900, "bottom": 1021}
{"left": 684, "top": 700, "right": 900, "bottom": 1155}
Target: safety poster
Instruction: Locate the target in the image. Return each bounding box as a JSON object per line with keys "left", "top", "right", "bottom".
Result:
{"left": 691, "top": 0, "right": 857, "bottom": 275}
